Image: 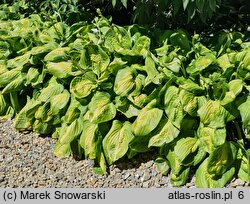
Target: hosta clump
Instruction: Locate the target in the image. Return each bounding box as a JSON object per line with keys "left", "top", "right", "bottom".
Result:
{"left": 0, "top": 14, "right": 249, "bottom": 187}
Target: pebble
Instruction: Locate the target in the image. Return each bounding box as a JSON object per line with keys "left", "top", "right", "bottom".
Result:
{"left": 0, "top": 119, "right": 249, "bottom": 188}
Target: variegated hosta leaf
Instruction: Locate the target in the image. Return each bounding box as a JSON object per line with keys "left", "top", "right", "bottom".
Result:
{"left": 198, "top": 100, "right": 232, "bottom": 128}
{"left": 132, "top": 107, "right": 163, "bottom": 137}
{"left": 93, "top": 152, "right": 107, "bottom": 175}
{"left": 197, "top": 124, "right": 227, "bottom": 153}
{"left": 170, "top": 167, "right": 190, "bottom": 187}
{"left": 155, "top": 157, "right": 170, "bottom": 175}
{"left": 164, "top": 86, "right": 185, "bottom": 128}
{"left": 148, "top": 120, "right": 180, "bottom": 147}
{"left": 179, "top": 90, "right": 198, "bottom": 117}
{"left": 34, "top": 102, "right": 53, "bottom": 122}
{"left": 50, "top": 90, "right": 70, "bottom": 114}
{"left": 88, "top": 92, "right": 116, "bottom": 124}
{"left": 104, "top": 26, "right": 131, "bottom": 52}
{"left": 59, "top": 119, "right": 83, "bottom": 144}
{"left": 174, "top": 137, "right": 198, "bottom": 165}
{"left": 238, "top": 97, "right": 250, "bottom": 126}
{"left": 207, "top": 142, "right": 238, "bottom": 177}
{"left": 70, "top": 76, "right": 97, "bottom": 98}
{"left": 0, "top": 68, "right": 20, "bottom": 87}
{"left": 187, "top": 53, "right": 216, "bottom": 74}
{"left": 87, "top": 45, "right": 110, "bottom": 75}
{"left": 132, "top": 36, "right": 150, "bottom": 57}
{"left": 220, "top": 79, "right": 243, "bottom": 105}
{"left": 54, "top": 142, "right": 71, "bottom": 157}
{"left": 47, "top": 61, "right": 73, "bottom": 78}
{"left": 26, "top": 67, "right": 40, "bottom": 86}
{"left": 79, "top": 120, "right": 99, "bottom": 159}
{"left": 217, "top": 54, "right": 232, "bottom": 70}
{"left": 167, "top": 150, "right": 183, "bottom": 176}
{"left": 114, "top": 66, "right": 136, "bottom": 96}
{"left": 103, "top": 120, "right": 134, "bottom": 165}
{"left": 144, "top": 56, "right": 159, "bottom": 83}
{"left": 33, "top": 120, "right": 53, "bottom": 134}
{"left": 30, "top": 42, "right": 58, "bottom": 56}
{"left": 63, "top": 97, "right": 84, "bottom": 124}
{"left": 0, "top": 61, "right": 8, "bottom": 75}
{"left": 44, "top": 47, "right": 70, "bottom": 62}
{"left": 196, "top": 158, "right": 235, "bottom": 188}
{"left": 2, "top": 76, "right": 24, "bottom": 94}
{"left": 238, "top": 149, "right": 250, "bottom": 183}
{"left": 13, "top": 98, "right": 41, "bottom": 130}
{"left": 7, "top": 53, "right": 30, "bottom": 69}
{"left": 179, "top": 79, "right": 204, "bottom": 95}
{"left": 38, "top": 78, "right": 64, "bottom": 102}
{"left": 0, "top": 92, "right": 7, "bottom": 115}
{"left": 14, "top": 110, "right": 34, "bottom": 131}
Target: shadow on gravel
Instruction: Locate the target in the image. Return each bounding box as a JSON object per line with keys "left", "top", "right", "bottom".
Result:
{"left": 111, "top": 148, "right": 159, "bottom": 172}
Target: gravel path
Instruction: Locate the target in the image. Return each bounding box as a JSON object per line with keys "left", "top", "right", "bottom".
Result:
{"left": 0, "top": 119, "right": 249, "bottom": 188}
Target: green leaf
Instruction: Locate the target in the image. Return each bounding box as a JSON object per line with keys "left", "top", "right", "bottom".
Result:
{"left": 88, "top": 92, "right": 116, "bottom": 124}
{"left": 183, "top": 0, "right": 190, "bottom": 10}
{"left": 238, "top": 97, "right": 250, "bottom": 126}
{"left": 121, "top": 0, "right": 127, "bottom": 8}
{"left": 103, "top": 120, "right": 134, "bottom": 164}
{"left": 47, "top": 61, "right": 73, "bottom": 78}
{"left": 112, "top": 0, "right": 116, "bottom": 7}
{"left": 132, "top": 107, "right": 163, "bottom": 136}
{"left": 172, "top": 0, "right": 182, "bottom": 15}
{"left": 196, "top": 0, "right": 205, "bottom": 11}
{"left": 209, "top": 0, "right": 217, "bottom": 12}
{"left": 196, "top": 158, "right": 235, "bottom": 188}
{"left": 170, "top": 30, "right": 190, "bottom": 51}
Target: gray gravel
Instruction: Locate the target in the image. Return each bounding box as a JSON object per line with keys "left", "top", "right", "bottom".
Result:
{"left": 0, "top": 119, "right": 249, "bottom": 188}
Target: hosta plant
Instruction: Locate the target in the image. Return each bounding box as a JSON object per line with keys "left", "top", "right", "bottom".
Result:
{"left": 0, "top": 12, "right": 249, "bottom": 187}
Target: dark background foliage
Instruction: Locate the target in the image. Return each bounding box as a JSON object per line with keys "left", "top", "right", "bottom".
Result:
{"left": 1, "top": 0, "right": 250, "bottom": 33}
